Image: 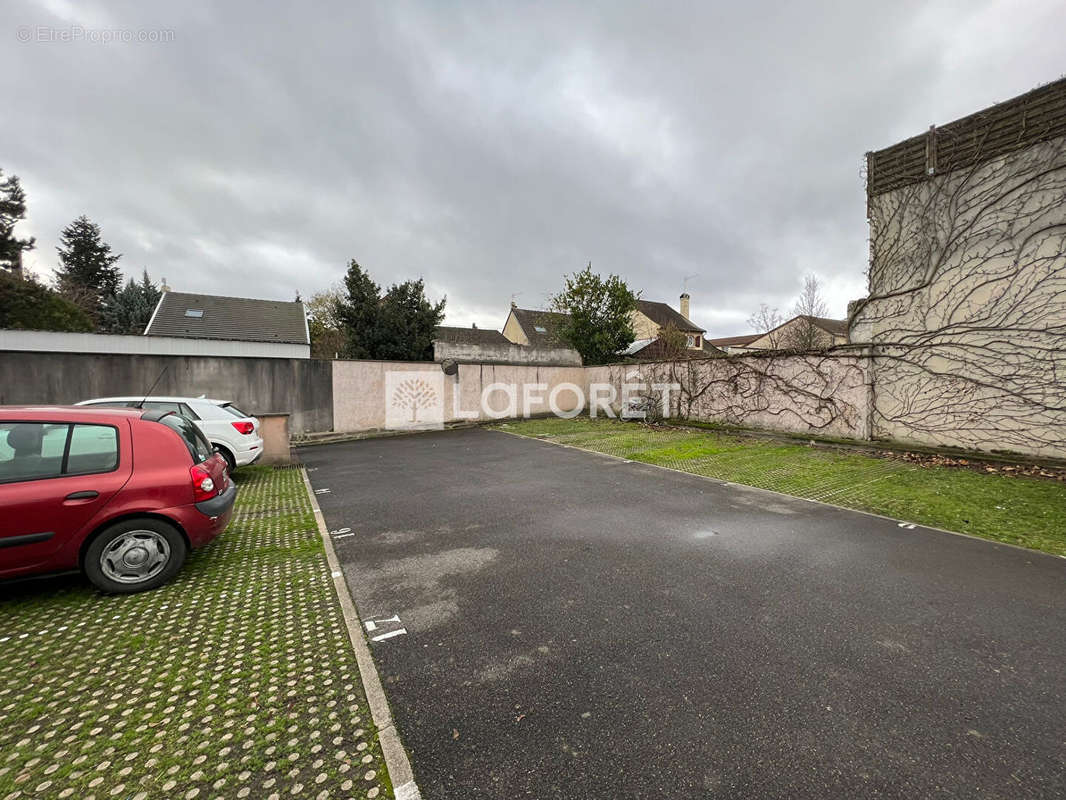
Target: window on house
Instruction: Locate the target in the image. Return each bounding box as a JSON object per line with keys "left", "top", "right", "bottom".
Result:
{"left": 184, "top": 309, "right": 204, "bottom": 318}
{"left": 686, "top": 334, "right": 696, "bottom": 347}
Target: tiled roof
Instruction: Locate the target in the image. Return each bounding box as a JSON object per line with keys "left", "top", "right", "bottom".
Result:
{"left": 635, "top": 300, "right": 704, "bottom": 333}
{"left": 759, "top": 315, "right": 848, "bottom": 341}
{"left": 705, "top": 333, "right": 761, "bottom": 347}
{"left": 627, "top": 337, "right": 721, "bottom": 360}
{"left": 709, "top": 316, "right": 848, "bottom": 348}
{"left": 434, "top": 326, "right": 511, "bottom": 345}
{"left": 804, "top": 316, "right": 849, "bottom": 336}
{"left": 509, "top": 308, "right": 573, "bottom": 347}
{"left": 145, "top": 291, "right": 309, "bottom": 344}
{"left": 622, "top": 338, "right": 656, "bottom": 356}
{"left": 702, "top": 340, "right": 726, "bottom": 355}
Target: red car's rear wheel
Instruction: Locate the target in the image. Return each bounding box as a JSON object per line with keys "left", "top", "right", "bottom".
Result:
{"left": 84, "top": 519, "right": 187, "bottom": 594}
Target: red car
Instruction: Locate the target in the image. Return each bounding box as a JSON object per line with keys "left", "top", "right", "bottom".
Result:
{"left": 0, "top": 405, "right": 236, "bottom": 593}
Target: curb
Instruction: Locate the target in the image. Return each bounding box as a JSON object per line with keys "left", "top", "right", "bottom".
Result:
{"left": 491, "top": 428, "right": 1066, "bottom": 561}
{"left": 301, "top": 468, "right": 423, "bottom": 800}
{"left": 294, "top": 421, "right": 480, "bottom": 448}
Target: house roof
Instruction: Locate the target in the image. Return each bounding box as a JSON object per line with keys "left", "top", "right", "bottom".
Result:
{"left": 634, "top": 299, "right": 704, "bottom": 333}
{"left": 702, "top": 340, "right": 726, "bottom": 356}
{"left": 802, "top": 316, "right": 849, "bottom": 336}
{"left": 706, "top": 317, "right": 848, "bottom": 349}
{"left": 144, "top": 291, "right": 309, "bottom": 344}
{"left": 626, "top": 337, "right": 722, "bottom": 360}
{"left": 622, "top": 338, "right": 656, "bottom": 356}
{"left": 509, "top": 307, "right": 572, "bottom": 347}
{"left": 434, "top": 326, "right": 510, "bottom": 346}
{"left": 756, "top": 315, "right": 848, "bottom": 341}
{"left": 705, "top": 333, "right": 761, "bottom": 348}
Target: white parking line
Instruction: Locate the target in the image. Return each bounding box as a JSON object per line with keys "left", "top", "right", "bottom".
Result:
{"left": 370, "top": 628, "right": 408, "bottom": 642}
{"left": 365, "top": 615, "right": 402, "bottom": 632}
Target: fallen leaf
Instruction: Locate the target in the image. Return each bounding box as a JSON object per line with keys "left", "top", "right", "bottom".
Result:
{"left": 452, "top": 729, "right": 460, "bottom": 740}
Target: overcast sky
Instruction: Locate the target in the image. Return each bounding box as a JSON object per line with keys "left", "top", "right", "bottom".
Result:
{"left": 3, "top": 0, "right": 1063, "bottom": 336}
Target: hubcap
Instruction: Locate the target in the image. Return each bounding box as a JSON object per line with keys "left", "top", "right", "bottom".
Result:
{"left": 100, "top": 530, "right": 171, "bottom": 584}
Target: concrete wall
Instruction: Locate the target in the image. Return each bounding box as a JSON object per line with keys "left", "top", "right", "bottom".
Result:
{"left": 588, "top": 353, "right": 872, "bottom": 440}
{"left": 0, "top": 329, "right": 311, "bottom": 359}
{"left": 258, "top": 413, "right": 292, "bottom": 464}
{"left": 0, "top": 351, "right": 332, "bottom": 433}
{"left": 854, "top": 133, "right": 1066, "bottom": 459}
{"left": 4, "top": 340, "right": 1055, "bottom": 458}
{"left": 433, "top": 339, "right": 582, "bottom": 366}
{"left": 331, "top": 359, "right": 586, "bottom": 432}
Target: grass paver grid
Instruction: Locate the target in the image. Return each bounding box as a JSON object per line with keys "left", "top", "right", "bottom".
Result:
{"left": 499, "top": 417, "right": 1066, "bottom": 556}
{"left": 0, "top": 466, "right": 392, "bottom": 800}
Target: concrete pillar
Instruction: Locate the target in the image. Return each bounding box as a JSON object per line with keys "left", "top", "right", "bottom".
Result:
{"left": 258, "top": 412, "right": 291, "bottom": 465}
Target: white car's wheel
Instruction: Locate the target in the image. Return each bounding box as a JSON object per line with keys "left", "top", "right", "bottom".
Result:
{"left": 216, "top": 446, "right": 237, "bottom": 474}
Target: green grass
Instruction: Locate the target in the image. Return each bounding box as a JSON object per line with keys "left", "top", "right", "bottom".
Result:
{"left": 495, "top": 417, "right": 1066, "bottom": 556}
{"left": 0, "top": 466, "right": 392, "bottom": 800}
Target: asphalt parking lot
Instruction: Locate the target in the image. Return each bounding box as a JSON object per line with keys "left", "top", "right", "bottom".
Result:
{"left": 302, "top": 427, "right": 1066, "bottom": 799}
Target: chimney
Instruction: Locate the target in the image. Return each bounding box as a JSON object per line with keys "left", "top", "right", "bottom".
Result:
{"left": 680, "top": 292, "right": 691, "bottom": 320}
{"left": 472, "top": 323, "right": 477, "bottom": 329}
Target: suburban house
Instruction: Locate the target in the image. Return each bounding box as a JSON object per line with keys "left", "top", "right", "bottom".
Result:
{"left": 502, "top": 294, "right": 721, "bottom": 361}
{"left": 145, "top": 291, "right": 311, "bottom": 357}
{"left": 707, "top": 315, "right": 848, "bottom": 353}
{"left": 1, "top": 289, "right": 311, "bottom": 359}
{"left": 703, "top": 333, "right": 761, "bottom": 354}
{"left": 502, "top": 306, "right": 574, "bottom": 347}
{"left": 625, "top": 294, "right": 723, "bottom": 359}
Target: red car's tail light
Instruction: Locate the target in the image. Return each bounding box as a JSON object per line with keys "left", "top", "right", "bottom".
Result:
{"left": 191, "top": 464, "right": 217, "bottom": 502}
{"left": 231, "top": 421, "right": 255, "bottom": 435}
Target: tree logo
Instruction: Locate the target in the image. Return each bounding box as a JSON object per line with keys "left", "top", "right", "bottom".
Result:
{"left": 385, "top": 371, "right": 445, "bottom": 430}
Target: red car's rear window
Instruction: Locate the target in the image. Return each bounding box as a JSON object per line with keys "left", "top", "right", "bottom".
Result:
{"left": 157, "top": 414, "right": 213, "bottom": 463}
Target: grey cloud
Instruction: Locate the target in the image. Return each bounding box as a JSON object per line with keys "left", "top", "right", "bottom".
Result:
{"left": 3, "top": 0, "right": 1063, "bottom": 336}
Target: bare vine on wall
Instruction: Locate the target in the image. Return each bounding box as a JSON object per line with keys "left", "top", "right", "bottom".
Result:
{"left": 853, "top": 134, "right": 1066, "bottom": 456}
{"left": 631, "top": 350, "right": 869, "bottom": 439}
{"left": 622, "top": 128, "right": 1065, "bottom": 457}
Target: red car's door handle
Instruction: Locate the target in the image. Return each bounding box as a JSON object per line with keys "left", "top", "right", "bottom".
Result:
{"left": 65, "top": 490, "right": 100, "bottom": 500}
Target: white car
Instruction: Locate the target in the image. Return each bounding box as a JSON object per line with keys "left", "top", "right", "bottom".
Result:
{"left": 76, "top": 396, "right": 263, "bottom": 472}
